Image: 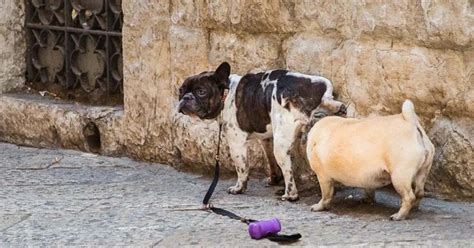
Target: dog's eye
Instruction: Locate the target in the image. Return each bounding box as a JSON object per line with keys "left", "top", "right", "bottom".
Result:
{"left": 196, "top": 88, "right": 207, "bottom": 97}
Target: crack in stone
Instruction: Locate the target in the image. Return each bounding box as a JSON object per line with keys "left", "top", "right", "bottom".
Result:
{"left": 0, "top": 214, "right": 32, "bottom": 232}
{"left": 151, "top": 238, "right": 163, "bottom": 247}
{"left": 77, "top": 204, "right": 94, "bottom": 213}
{"left": 13, "top": 156, "right": 64, "bottom": 171}
{"left": 2, "top": 180, "right": 143, "bottom": 187}
{"left": 452, "top": 129, "right": 473, "bottom": 149}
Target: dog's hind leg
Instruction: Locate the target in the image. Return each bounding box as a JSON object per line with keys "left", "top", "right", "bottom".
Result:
{"left": 311, "top": 176, "right": 334, "bottom": 211}
{"left": 259, "top": 138, "right": 283, "bottom": 186}
{"left": 413, "top": 169, "right": 428, "bottom": 209}
{"left": 390, "top": 169, "right": 417, "bottom": 220}
{"left": 271, "top": 111, "right": 301, "bottom": 201}
{"left": 413, "top": 142, "right": 435, "bottom": 208}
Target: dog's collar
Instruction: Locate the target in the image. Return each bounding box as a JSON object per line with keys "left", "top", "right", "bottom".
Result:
{"left": 215, "top": 89, "right": 228, "bottom": 124}
{"left": 205, "top": 89, "right": 229, "bottom": 120}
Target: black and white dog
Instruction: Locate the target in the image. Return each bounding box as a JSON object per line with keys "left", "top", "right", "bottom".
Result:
{"left": 178, "top": 62, "right": 346, "bottom": 201}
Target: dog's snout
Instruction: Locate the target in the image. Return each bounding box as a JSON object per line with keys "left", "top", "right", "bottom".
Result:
{"left": 182, "top": 93, "right": 193, "bottom": 101}
{"left": 177, "top": 99, "right": 187, "bottom": 114}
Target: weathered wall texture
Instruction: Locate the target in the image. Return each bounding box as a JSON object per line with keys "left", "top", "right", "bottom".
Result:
{"left": 0, "top": 1, "right": 25, "bottom": 93}
{"left": 0, "top": 94, "right": 124, "bottom": 156}
{"left": 0, "top": 1, "right": 471, "bottom": 200}
{"left": 122, "top": 1, "right": 473, "bottom": 200}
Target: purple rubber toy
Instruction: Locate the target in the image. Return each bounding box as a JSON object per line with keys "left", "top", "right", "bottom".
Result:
{"left": 248, "top": 218, "right": 281, "bottom": 239}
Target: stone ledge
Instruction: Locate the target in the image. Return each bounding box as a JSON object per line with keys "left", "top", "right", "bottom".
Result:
{"left": 0, "top": 78, "right": 25, "bottom": 94}
{"left": 0, "top": 93, "right": 124, "bottom": 156}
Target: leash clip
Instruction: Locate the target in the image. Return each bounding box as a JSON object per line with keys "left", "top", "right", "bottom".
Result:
{"left": 201, "top": 203, "right": 213, "bottom": 210}
{"left": 240, "top": 218, "right": 253, "bottom": 224}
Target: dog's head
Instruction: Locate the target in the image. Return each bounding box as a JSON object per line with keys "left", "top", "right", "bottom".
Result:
{"left": 177, "top": 62, "right": 231, "bottom": 119}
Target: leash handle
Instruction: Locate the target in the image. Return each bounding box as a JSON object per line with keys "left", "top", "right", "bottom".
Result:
{"left": 266, "top": 233, "right": 302, "bottom": 243}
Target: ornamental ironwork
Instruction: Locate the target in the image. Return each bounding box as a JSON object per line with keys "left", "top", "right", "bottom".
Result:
{"left": 25, "top": 0, "right": 123, "bottom": 104}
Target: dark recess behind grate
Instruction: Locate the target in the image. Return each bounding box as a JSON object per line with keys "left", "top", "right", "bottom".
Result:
{"left": 25, "top": 0, "right": 124, "bottom": 106}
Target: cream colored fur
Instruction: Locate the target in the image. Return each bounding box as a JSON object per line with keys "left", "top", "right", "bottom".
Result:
{"left": 306, "top": 100, "right": 434, "bottom": 220}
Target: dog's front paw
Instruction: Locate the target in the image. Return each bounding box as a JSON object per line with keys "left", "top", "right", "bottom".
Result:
{"left": 311, "top": 202, "right": 327, "bottom": 212}
{"left": 227, "top": 185, "right": 245, "bottom": 195}
{"left": 281, "top": 193, "right": 299, "bottom": 202}
{"left": 389, "top": 213, "right": 407, "bottom": 221}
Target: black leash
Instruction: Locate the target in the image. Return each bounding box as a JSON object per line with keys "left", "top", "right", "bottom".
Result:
{"left": 202, "top": 121, "right": 302, "bottom": 243}
{"left": 202, "top": 121, "right": 223, "bottom": 207}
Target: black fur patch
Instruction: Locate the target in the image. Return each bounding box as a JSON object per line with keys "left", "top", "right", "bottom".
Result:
{"left": 235, "top": 73, "right": 272, "bottom": 133}
{"left": 178, "top": 62, "right": 230, "bottom": 120}
{"left": 276, "top": 75, "right": 327, "bottom": 116}
{"left": 235, "top": 72, "right": 328, "bottom": 132}
{"left": 268, "top": 70, "right": 288, "bottom": 81}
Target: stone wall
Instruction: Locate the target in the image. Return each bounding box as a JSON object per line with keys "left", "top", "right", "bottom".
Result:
{"left": 0, "top": 1, "right": 471, "bottom": 200}
{"left": 122, "top": 1, "right": 473, "bottom": 200}
{"left": 0, "top": 0, "right": 25, "bottom": 93}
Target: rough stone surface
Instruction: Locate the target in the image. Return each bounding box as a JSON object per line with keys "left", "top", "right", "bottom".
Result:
{"left": 170, "top": 0, "right": 301, "bottom": 33}
{"left": 1, "top": 143, "right": 473, "bottom": 246}
{"left": 0, "top": 94, "right": 124, "bottom": 156}
{"left": 122, "top": 1, "right": 474, "bottom": 200}
{"left": 0, "top": 0, "right": 25, "bottom": 93}
{"left": 209, "top": 31, "right": 284, "bottom": 74}
{"left": 0, "top": 1, "right": 472, "bottom": 200}
{"left": 121, "top": 1, "right": 174, "bottom": 164}
{"left": 428, "top": 118, "right": 473, "bottom": 200}
{"left": 170, "top": 1, "right": 473, "bottom": 48}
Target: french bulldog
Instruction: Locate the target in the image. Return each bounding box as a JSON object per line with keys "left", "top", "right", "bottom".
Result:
{"left": 306, "top": 100, "right": 434, "bottom": 219}
{"left": 178, "top": 62, "right": 346, "bottom": 201}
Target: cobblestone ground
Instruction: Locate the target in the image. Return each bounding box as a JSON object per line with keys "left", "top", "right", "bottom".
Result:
{"left": 0, "top": 142, "right": 473, "bottom": 247}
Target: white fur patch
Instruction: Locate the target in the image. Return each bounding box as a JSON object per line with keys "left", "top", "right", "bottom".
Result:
{"left": 260, "top": 71, "right": 277, "bottom": 90}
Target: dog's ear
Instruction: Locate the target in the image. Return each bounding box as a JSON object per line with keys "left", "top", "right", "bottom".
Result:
{"left": 214, "top": 62, "right": 231, "bottom": 88}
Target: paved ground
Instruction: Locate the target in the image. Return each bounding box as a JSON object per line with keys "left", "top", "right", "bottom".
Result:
{"left": 0, "top": 142, "right": 473, "bottom": 247}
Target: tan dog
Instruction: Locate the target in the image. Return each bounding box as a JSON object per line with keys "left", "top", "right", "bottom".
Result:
{"left": 306, "top": 100, "right": 434, "bottom": 220}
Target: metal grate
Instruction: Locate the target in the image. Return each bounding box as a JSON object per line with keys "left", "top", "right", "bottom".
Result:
{"left": 25, "top": 0, "right": 123, "bottom": 105}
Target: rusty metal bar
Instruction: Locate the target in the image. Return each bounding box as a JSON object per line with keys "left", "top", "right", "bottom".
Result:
{"left": 105, "top": 0, "right": 111, "bottom": 95}
{"left": 64, "top": 0, "right": 73, "bottom": 88}
{"left": 26, "top": 23, "right": 122, "bottom": 37}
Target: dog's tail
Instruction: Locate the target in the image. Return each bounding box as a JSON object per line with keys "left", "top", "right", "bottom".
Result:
{"left": 401, "top": 99, "right": 418, "bottom": 125}
{"left": 401, "top": 99, "right": 435, "bottom": 175}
